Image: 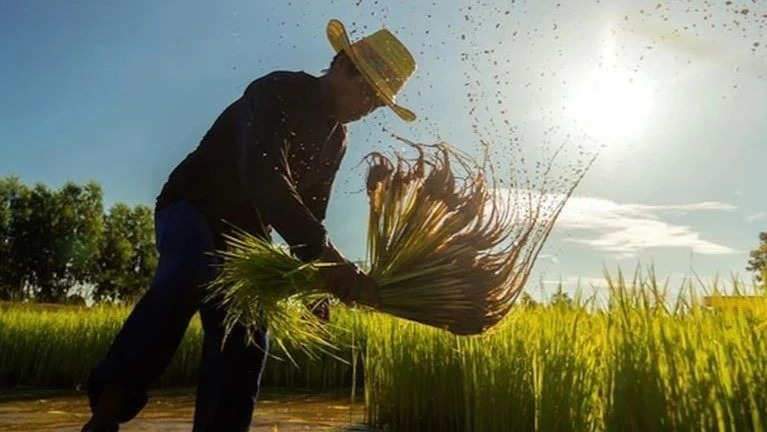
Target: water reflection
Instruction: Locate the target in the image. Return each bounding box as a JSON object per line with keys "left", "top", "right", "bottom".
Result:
{"left": 0, "top": 389, "right": 369, "bottom": 431}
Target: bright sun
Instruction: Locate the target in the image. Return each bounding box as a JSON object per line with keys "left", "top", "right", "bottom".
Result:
{"left": 570, "top": 70, "right": 654, "bottom": 144}
{"left": 568, "top": 35, "right": 654, "bottom": 145}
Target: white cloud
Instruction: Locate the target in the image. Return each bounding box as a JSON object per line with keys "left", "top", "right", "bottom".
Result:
{"left": 493, "top": 189, "right": 737, "bottom": 259}
{"left": 553, "top": 196, "right": 737, "bottom": 258}
{"left": 533, "top": 272, "right": 759, "bottom": 300}
{"left": 745, "top": 212, "right": 766, "bottom": 222}
{"left": 541, "top": 276, "right": 608, "bottom": 288}
{"left": 538, "top": 254, "right": 560, "bottom": 264}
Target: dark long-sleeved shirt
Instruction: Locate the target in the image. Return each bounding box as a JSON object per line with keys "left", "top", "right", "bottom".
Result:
{"left": 156, "top": 71, "right": 347, "bottom": 261}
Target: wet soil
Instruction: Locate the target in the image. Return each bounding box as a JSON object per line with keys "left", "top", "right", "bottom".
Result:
{"left": 0, "top": 388, "right": 370, "bottom": 431}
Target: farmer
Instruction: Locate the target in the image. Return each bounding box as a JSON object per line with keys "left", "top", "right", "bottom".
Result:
{"left": 82, "top": 19, "right": 416, "bottom": 432}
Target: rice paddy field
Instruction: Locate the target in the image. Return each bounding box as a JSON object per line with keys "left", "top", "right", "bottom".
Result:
{"left": 2, "top": 275, "right": 766, "bottom": 432}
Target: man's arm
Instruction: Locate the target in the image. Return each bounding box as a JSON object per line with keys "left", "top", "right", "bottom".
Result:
{"left": 302, "top": 147, "right": 346, "bottom": 222}
{"left": 235, "top": 82, "right": 327, "bottom": 262}
{"left": 234, "top": 79, "right": 379, "bottom": 305}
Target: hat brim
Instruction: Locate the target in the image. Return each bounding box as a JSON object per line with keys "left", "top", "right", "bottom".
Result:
{"left": 327, "top": 19, "right": 416, "bottom": 122}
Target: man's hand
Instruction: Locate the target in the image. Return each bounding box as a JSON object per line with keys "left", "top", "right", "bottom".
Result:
{"left": 317, "top": 243, "right": 380, "bottom": 306}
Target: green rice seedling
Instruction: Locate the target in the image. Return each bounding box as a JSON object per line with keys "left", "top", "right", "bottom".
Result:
{"left": 0, "top": 302, "right": 362, "bottom": 391}
{"left": 5, "top": 271, "right": 764, "bottom": 431}
{"left": 363, "top": 270, "right": 767, "bottom": 432}
{"left": 203, "top": 231, "right": 341, "bottom": 365}
{"left": 0, "top": 303, "right": 202, "bottom": 388}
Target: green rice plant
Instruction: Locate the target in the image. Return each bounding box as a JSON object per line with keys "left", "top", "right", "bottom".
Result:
{"left": 363, "top": 270, "right": 767, "bottom": 432}
{"left": 0, "top": 303, "right": 201, "bottom": 389}
{"left": 0, "top": 302, "right": 362, "bottom": 391}
{"left": 4, "top": 271, "right": 765, "bottom": 431}
{"left": 203, "top": 232, "right": 340, "bottom": 365}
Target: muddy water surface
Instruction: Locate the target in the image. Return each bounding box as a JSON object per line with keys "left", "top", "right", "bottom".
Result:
{"left": 0, "top": 389, "right": 370, "bottom": 431}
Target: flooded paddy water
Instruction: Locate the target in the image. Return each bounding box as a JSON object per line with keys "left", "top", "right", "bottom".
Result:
{"left": 0, "top": 388, "right": 370, "bottom": 431}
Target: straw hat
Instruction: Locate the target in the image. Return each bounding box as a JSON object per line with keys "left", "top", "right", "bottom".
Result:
{"left": 326, "top": 19, "right": 417, "bottom": 122}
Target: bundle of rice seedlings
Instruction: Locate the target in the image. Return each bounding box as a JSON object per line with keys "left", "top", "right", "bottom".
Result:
{"left": 203, "top": 236, "right": 339, "bottom": 363}
{"left": 362, "top": 139, "right": 574, "bottom": 335}
{"left": 206, "top": 138, "right": 592, "bottom": 354}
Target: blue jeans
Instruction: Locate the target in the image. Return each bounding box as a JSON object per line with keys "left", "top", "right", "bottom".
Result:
{"left": 86, "top": 201, "right": 269, "bottom": 432}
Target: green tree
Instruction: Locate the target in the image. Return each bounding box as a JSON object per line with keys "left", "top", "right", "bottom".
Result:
{"left": 54, "top": 181, "right": 104, "bottom": 288}
{"left": 0, "top": 177, "right": 27, "bottom": 300}
{"left": 8, "top": 183, "right": 48, "bottom": 300}
{"left": 128, "top": 204, "right": 157, "bottom": 301}
{"left": 746, "top": 232, "right": 767, "bottom": 288}
{"left": 10, "top": 181, "right": 104, "bottom": 302}
{"left": 550, "top": 286, "right": 573, "bottom": 308}
{"left": 519, "top": 291, "right": 540, "bottom": 308}
{"left": 94, "top": 203, "right": 156, "bottom": 303}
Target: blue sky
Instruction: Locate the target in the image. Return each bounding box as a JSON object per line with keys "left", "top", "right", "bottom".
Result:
{"left": 1, "top": 1, "right": 765, "bottom": 299}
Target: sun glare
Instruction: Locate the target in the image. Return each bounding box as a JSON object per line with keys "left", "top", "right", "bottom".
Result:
{"left": 570, "top": 70, "right": 654, "bottom": 144}
{"left": 568, "top": 32, "right": 654, "bottom": 146}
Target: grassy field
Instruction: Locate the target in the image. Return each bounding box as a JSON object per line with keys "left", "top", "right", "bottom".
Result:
{"left": 364, "top": 275, "right": 767, "bottom": 432}
{"left": 0, "top": 302, "right": 364, "bottom": 391}
{"left": 1, "top": 275, "right": 766, "bottom": 431}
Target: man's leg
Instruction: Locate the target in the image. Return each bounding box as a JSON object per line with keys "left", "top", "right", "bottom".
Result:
{"left": 83, "top": 201, "right": 216, "bottom": 430}
{"left": 192, "top": 300, "right": 269, "bottom": 432}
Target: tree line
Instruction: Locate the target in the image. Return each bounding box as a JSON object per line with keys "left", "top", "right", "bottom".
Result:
{"left": 0, "top": 175, "right": 765, "bottom": 304}
{"left": 0, "top": 176, "right": 156, "bottom": 304}
{"left": 747, "top": 232, "right": 767, "bottom": 287}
